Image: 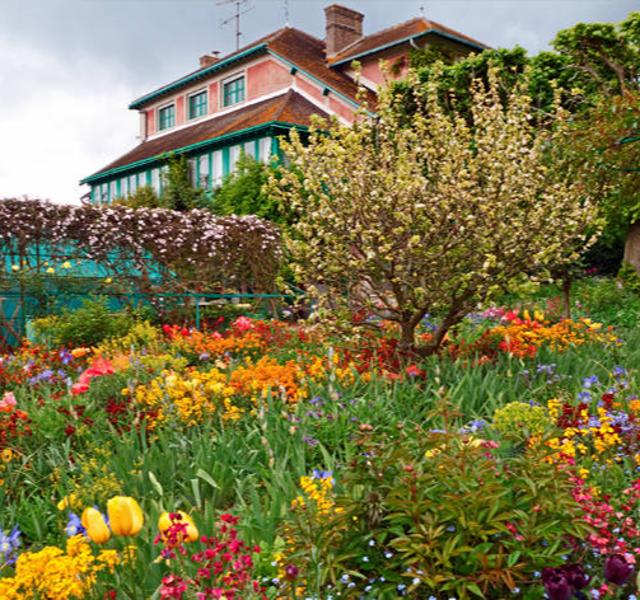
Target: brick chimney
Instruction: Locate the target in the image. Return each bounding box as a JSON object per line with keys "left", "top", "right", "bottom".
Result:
{"left": 325, "top": 4, "right": 364, "bottom": 57}
{"left": 199, "top": 52, "right": 221, "bottom": 68}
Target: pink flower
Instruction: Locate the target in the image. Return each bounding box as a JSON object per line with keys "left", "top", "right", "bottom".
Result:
{"left": 70, "top": 358, "right": 115, "bottom": 395}
{"left": 0, "top": 391, "right": 16, "bottom": 413}
{"left": 232, "top": 316, "right": 253, "bottom": 332}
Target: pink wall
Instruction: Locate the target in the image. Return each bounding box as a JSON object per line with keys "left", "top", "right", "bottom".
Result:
{"left": 247, "top": 59, "right": 292, "bottom": 100}
{"left": 208, "top": 82, "right": 219, "bottom": 114}
{"left": 296, "top": 75, "right": 356, "bottom": 123}
{"left": 296, "top": 76, "right": 326, "bottom": 104}
{"left": 328, "top": 96, "right": 355, "bottom": 123}
{"left": 146, "top": 110, "right": 155, "bottom": 136}
{"left": 176, "top": 96, "right": 185, "bottom": 125}
{"left": 359, "top": 46, "right": 410, "bottom": 85}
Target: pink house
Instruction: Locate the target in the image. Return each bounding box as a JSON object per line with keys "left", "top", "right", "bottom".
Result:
{"left": 82, "top": 4, "right": 487, "bottom": 203}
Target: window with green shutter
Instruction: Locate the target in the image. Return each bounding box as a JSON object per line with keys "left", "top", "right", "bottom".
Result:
{"left": 158, "top": 104, "right": 175, "bottom": 130}
{"left": 189, "top": 91, "right": 207, "bottom": 119}
{"left": 223, "top": 76, "right": 245, "bottom": 107}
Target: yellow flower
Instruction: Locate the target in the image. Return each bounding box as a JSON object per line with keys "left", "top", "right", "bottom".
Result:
{"left": 46, "top": 267, "right": 55, "bottom": 274}
{"left": 57, "top": 493, "right": 81, "bottom": 511}
{"left": 104, "top": 277, "right": 113, "bottom": 284}
{"left": 62, "top": 261, "right": 72, "bottom": 269}
{"left": 1, "top": 448, "right": 14, "bottom": 463}
{"left": 71, "top": 347, "right": 91, "bottom": 358}
{"left": 158, "top": 511, "right": 199, "bottom": 543}
{"left": 11, "top": 265, "right": 19, "bottom": 272}
{"left": 81, "top": 507, "right": 111, "bottom": 544}
{"left": 107, "top": 496, "right": 144, "bottom": 537}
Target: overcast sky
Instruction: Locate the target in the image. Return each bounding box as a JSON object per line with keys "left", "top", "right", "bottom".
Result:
{"left": 0, "top": 0, "right": 635, "bottom": 204}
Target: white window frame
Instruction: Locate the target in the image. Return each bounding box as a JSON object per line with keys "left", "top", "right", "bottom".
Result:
{"left": 221, "top": 71, "right": 246, "bottom": 108}
{"left": 187, "top": 88, "right": 208, "bottom": 120}
{"left": 157, "top": 101, "right": 176, "bottom": 131}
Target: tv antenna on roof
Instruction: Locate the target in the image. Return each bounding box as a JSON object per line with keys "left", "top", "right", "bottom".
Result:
{"left": 218, "top": 0, "right": 254, "bottom": 51}
{"left": 284, "top": 0, "right": 290, "bottom": 26}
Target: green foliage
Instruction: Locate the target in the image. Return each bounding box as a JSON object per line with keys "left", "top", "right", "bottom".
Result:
{"left": 213, "top": 154, "right": 292, "bottom": 225}
{"left": 160, "top": 154, "right": 211, "bottom": 211}
{"left": 113, "top": 185, "right": 166, "bottom": 209}
{"left": 618, "top": 261, "right": 640, "bottom": 294}
{"left": 31, "top": 297, "right": 137, "bottom": 347}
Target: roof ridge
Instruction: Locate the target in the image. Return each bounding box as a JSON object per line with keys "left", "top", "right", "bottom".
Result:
{"left": 327, "top": 16, "right": 427, "bottom": 63}
{"left": 277, "top": 26, "right": 325, "bottom": 47}
{"left": 273, "top": 89, "right": 296, "bottom": 121}
{"left": 361, "top": 16, "right": 426, "bottom": 43}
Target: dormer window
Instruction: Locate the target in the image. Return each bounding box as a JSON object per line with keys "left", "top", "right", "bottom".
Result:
{"left": 223, "top": 75, "right": 245, "bottom": 107}
{"left": 188, "top": 90, "right": 208, "bottom": 119}
{"left": 158, "top": 104, "right": 175, "bottom": 130}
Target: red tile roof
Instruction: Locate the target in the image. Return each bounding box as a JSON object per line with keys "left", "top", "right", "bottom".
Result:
{"left": 328, "top": 16, "right": 488, "bottom": 65}
{"left": 130, "top": 27, "right": 376, "bottom": 111}
{"left": 88, "top": 91, "right": 327, "bottom": 179}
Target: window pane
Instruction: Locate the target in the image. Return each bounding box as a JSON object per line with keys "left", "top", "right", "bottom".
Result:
{"left": 198, "top": 154, "right": 210, "bottom": 188}
{"left": 158, "top": 105, "right": 175, "bottom": 130}
{"left": 244, "top": 141, "right": 255, "bottom": 159}
{"left": 187, "top": 158, "right": 197, "bottom": 187}
{"left": 259, "top": 137, "right": 272, "bottom": 164}
{"left": 189, "top": 91, "right": 207, "bottom": 119}
{"left": 151, "top": 168, "right": 160, "bottom": 193}
{"left": 230, "top": 145, "right": 241, "bottom": 172}
{"left": 212, "top": 150, "right": 223, "bottom": 187}
{"left": 223, "top": 76, "right": 245, "bottom": 107}
{"left": 129, "top": 174, "right": 138, "bottom": 194}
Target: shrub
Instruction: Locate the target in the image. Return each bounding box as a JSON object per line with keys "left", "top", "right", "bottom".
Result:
{"left": 277, "top": 430, "right": 589, "bottom": 599}
{"left": 32, "top": 298, "right": 136, "bottom": 347}
{"left": 492, "top": 401, "right": 553, "bottom": 443}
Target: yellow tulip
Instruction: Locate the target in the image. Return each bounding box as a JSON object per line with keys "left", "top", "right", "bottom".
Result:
{"left": 81, "top": 507, "right": 111, "bottom": 544}
{"left": 107, "top": 496, "right": 144, "bottom": 537}
{"left": 158, "top": 511, "right": 199, "bottom": 543}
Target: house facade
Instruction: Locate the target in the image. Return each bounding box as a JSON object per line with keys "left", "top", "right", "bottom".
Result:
{"left": 81, "top": 4, "right": 487, "bottom": 204}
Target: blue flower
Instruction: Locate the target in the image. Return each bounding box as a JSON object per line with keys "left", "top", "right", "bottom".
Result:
{"left": 312, "top": 469, "right": 333, "bottom": 482}
{"left": 65, "top": 512, "right": 86, "bottom": 537}
{"left": 537, "top": 364, "right": 556, "bottom": 375}
{"left": 0, "top": 526, "right": 21, "bottom": 565}
{"left": 582, "top": 375, "right": 599, "bottom": 389}
{"left": 577, "top": 391, "right": 592, "bottom": 402}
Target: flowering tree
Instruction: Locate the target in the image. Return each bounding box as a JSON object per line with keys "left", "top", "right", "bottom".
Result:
{"left": 0, "top": 199, "right": 282, "bottom": 293}
{"left": 269, "top": 70, "right": 598, "bottom": 353}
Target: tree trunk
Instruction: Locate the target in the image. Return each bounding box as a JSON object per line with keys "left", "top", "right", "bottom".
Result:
{"left": 398, "top": 320, "right": 416, "bottom": 355}
{"left": 624, "top": 221, "right": 640, "bottom": 274}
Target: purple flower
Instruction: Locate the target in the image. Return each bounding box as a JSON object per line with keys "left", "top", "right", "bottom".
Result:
{"left": 303, "top": 435, "right": 319, "bottom": 447}
{"left": 284, "top": 564, "right": 299, "bottom": 580}
{"left": 582, "top": 375, "right": 599, "bottom": 389}
{"left": 541, "top": 568, "right": 573, "bottom": 600}
{"left": 562, "top": 564, "right": 589, "bottom": 590}
{"left": 604, "top": 554, "right": 633, "bottom": 585}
